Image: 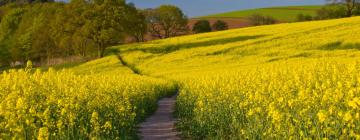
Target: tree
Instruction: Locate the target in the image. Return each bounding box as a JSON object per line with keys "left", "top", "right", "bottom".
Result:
{"left": 343, "top": 0, "right": 357, "bottom": 16}
{"left": 0, "top": 8, "right": 26, "bottom": 64}
{"left": 143, "top": 8, "right": 162, "bottom": 39}
{"left": 0, "top": 8, "right": 25, "bottom": 41}
{"left": 10, "top": 3, "right": 64, "bottom": 64}
{"left": 327, "top": 0, "right": 360, "bottom": 17}
{"left": 212, "top": 20, "right": 228, "bottom": 31}
{"left": 0, "top": 0, "right": 147, "bottom": 66}
{"left": 124, "top": 4, "right": 147, "bottom": 42}
{"left": 315, "top": 4, "right": 347, "bottom": 19}
{"left": 192, "top": 20, "right": 211, "bottom": 33}
{"left": 80, "top": 0, "right": 128, "bottom": 58}
{"left": 144, "top": 5, "right": 188, "bottom": 39}
{"left": 51, "top": 0, "right": 97, "bottom": 58}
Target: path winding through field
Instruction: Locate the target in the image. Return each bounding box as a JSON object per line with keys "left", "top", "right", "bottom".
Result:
{"left": 138, "top": 95, "right": 180, "bottom": 140}
{"left": 116, "top": 53, "right": 180, "bottom": 139}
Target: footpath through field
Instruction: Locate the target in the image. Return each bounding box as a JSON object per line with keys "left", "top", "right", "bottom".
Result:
{"left": 116, "top": 53, "right": 180, "bottom": 140}
{"left": 138, "top": 95, "right": 180, "bottom": 140}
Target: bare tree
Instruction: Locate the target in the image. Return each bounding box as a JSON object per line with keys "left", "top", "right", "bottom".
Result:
{"left": 143, "top": 8, "right": 164, "bottom": 39}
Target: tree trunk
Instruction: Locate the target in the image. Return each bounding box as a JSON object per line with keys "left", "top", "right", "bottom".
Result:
{"left": 347, "top": 6, "right": 353, "bottom": 16}
{"left": 98, "top": 44, "right": 106, "bottom": 58}
{"left": 346, "top": 0, "right": 356, "bottom": 17}
{"left": 100, "top": 48, "right": 105, "bottom": 58}
{"left": 134, "top": 35, "right": 141, "bottom": 42}
{"left": 164, "top": 29, "right": 170, "bottom": 38}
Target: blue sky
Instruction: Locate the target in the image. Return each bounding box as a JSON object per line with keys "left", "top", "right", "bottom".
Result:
{"left": 127, "top": 0, "right": 326, "bottom": 17}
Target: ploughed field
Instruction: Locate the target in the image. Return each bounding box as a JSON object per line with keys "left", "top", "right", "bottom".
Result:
{"left": 203, "top": 5, "right": 321, "bottom": 22}
{"left": 2, "top": 16, "right": 360, "bottom": 139}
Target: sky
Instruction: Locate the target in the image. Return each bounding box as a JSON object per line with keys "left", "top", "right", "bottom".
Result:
{"left": 127, "top": 0, "right": 326, "bottom": 17}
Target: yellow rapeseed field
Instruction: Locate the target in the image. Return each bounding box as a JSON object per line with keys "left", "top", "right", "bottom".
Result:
{"left": 116, "top": 17, "right": 360, "bottom": 139}
{"left": 175, "top": 61, "right": 360, "bottom": 139}
{"left": 0, "top": 56, "right": 176, "bottom": 139}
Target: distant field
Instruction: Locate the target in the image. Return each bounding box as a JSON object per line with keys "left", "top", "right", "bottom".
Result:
{"left": 203, "top": 5, "right": 322, "bottom": 22}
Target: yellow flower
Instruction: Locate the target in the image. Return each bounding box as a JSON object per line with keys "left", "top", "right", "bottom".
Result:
{"left": 348, "top": 100, "right": 358, "bottom": 109}
{"left": 37, "top": 127, "right": 49, "bottom": 140}
{"left": 317, "top": 111, "right": 327, "bottom": 123}
{"left": 344, "top": 112, "right": 353, "bottom": 122}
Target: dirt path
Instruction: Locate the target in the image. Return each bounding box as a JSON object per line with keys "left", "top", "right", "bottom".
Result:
{"left": 115, "top": 52, "right": 180, "bottom": 139}
{"left": 138, "top": 95, "right": 180, "bottom": 140}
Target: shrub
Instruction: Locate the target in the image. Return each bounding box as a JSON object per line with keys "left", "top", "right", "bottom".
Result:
{"left": 212, "top": 20, "right": 228, "bottom": 31}
{"left": 192, "top": 20, "right": 212, "bottom": 33}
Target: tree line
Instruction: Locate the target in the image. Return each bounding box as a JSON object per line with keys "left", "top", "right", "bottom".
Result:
{"left": 297, "top": 0, "right": 360, "bottom": 22}
{"left": 0, "top": 0, "right": 189, "bottom": 67}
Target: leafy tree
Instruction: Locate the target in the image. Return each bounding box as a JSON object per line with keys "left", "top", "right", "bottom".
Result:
{"left": 0, "top": 8, "right": 26, "bottom": 64}
{"left": 51, "top": 0, "right": 91, "bottom": 57}
{"left": 157, "top": 5, "right": 188, "bottom": 38}
{"left": 0, "top": 8, "right": 25, "bottom": 41}
{"left": 80, "top": 0, "right": 130, "bottom": 58}
{"left": 0, "top": 0, "right": 157, "bottom": 66}
{"left": 212, "top": 20, "right": 228, "bottom": 31}
{"left": 11, "top": 3, "right": 63, "bottom": 64}
{"left": 124, "top": 4, "right": 147, "bottom": 42}
{"left": 327, "top": 0, "right": 360, "bottom": 16}
{"left": 192, "top": 20, "right": 211, "bottom": 33}
{"left": 0, "top": 43, "right": 11, "bottom": 66}
{"left": 315, "top": 4, "right": 347, "bottom": 19}
{"left": 144, "top": 5, "right": 188, "bottom": 39}
{"left": 52, "top": 0, "right": 136, "bottom": 58}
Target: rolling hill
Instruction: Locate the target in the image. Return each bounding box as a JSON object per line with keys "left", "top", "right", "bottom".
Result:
{"left": 116, "top": 16, "right": 360, "bottom": 139}
{"left": 119, "top": 16, "right": 360, "bottom": 77}
{"left": 202, "top": 5, "right": 322, "bottom": 22}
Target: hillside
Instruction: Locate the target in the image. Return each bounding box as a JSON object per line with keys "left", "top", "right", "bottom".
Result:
{"left": 2, "top": 16, "right": 360, "bottom": 139}
{"left": 116, "top": 17, "right": 360, "bottom": 138}
{"left": 118, "top": 16, "right": 360, "bottom": 77}
{"left": 202, "top": 5, "right": 321, "bottom": 22}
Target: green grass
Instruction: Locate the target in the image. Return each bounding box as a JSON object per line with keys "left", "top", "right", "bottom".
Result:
{"left": 203, "top": 5, "right": 322, "bottom": 22}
